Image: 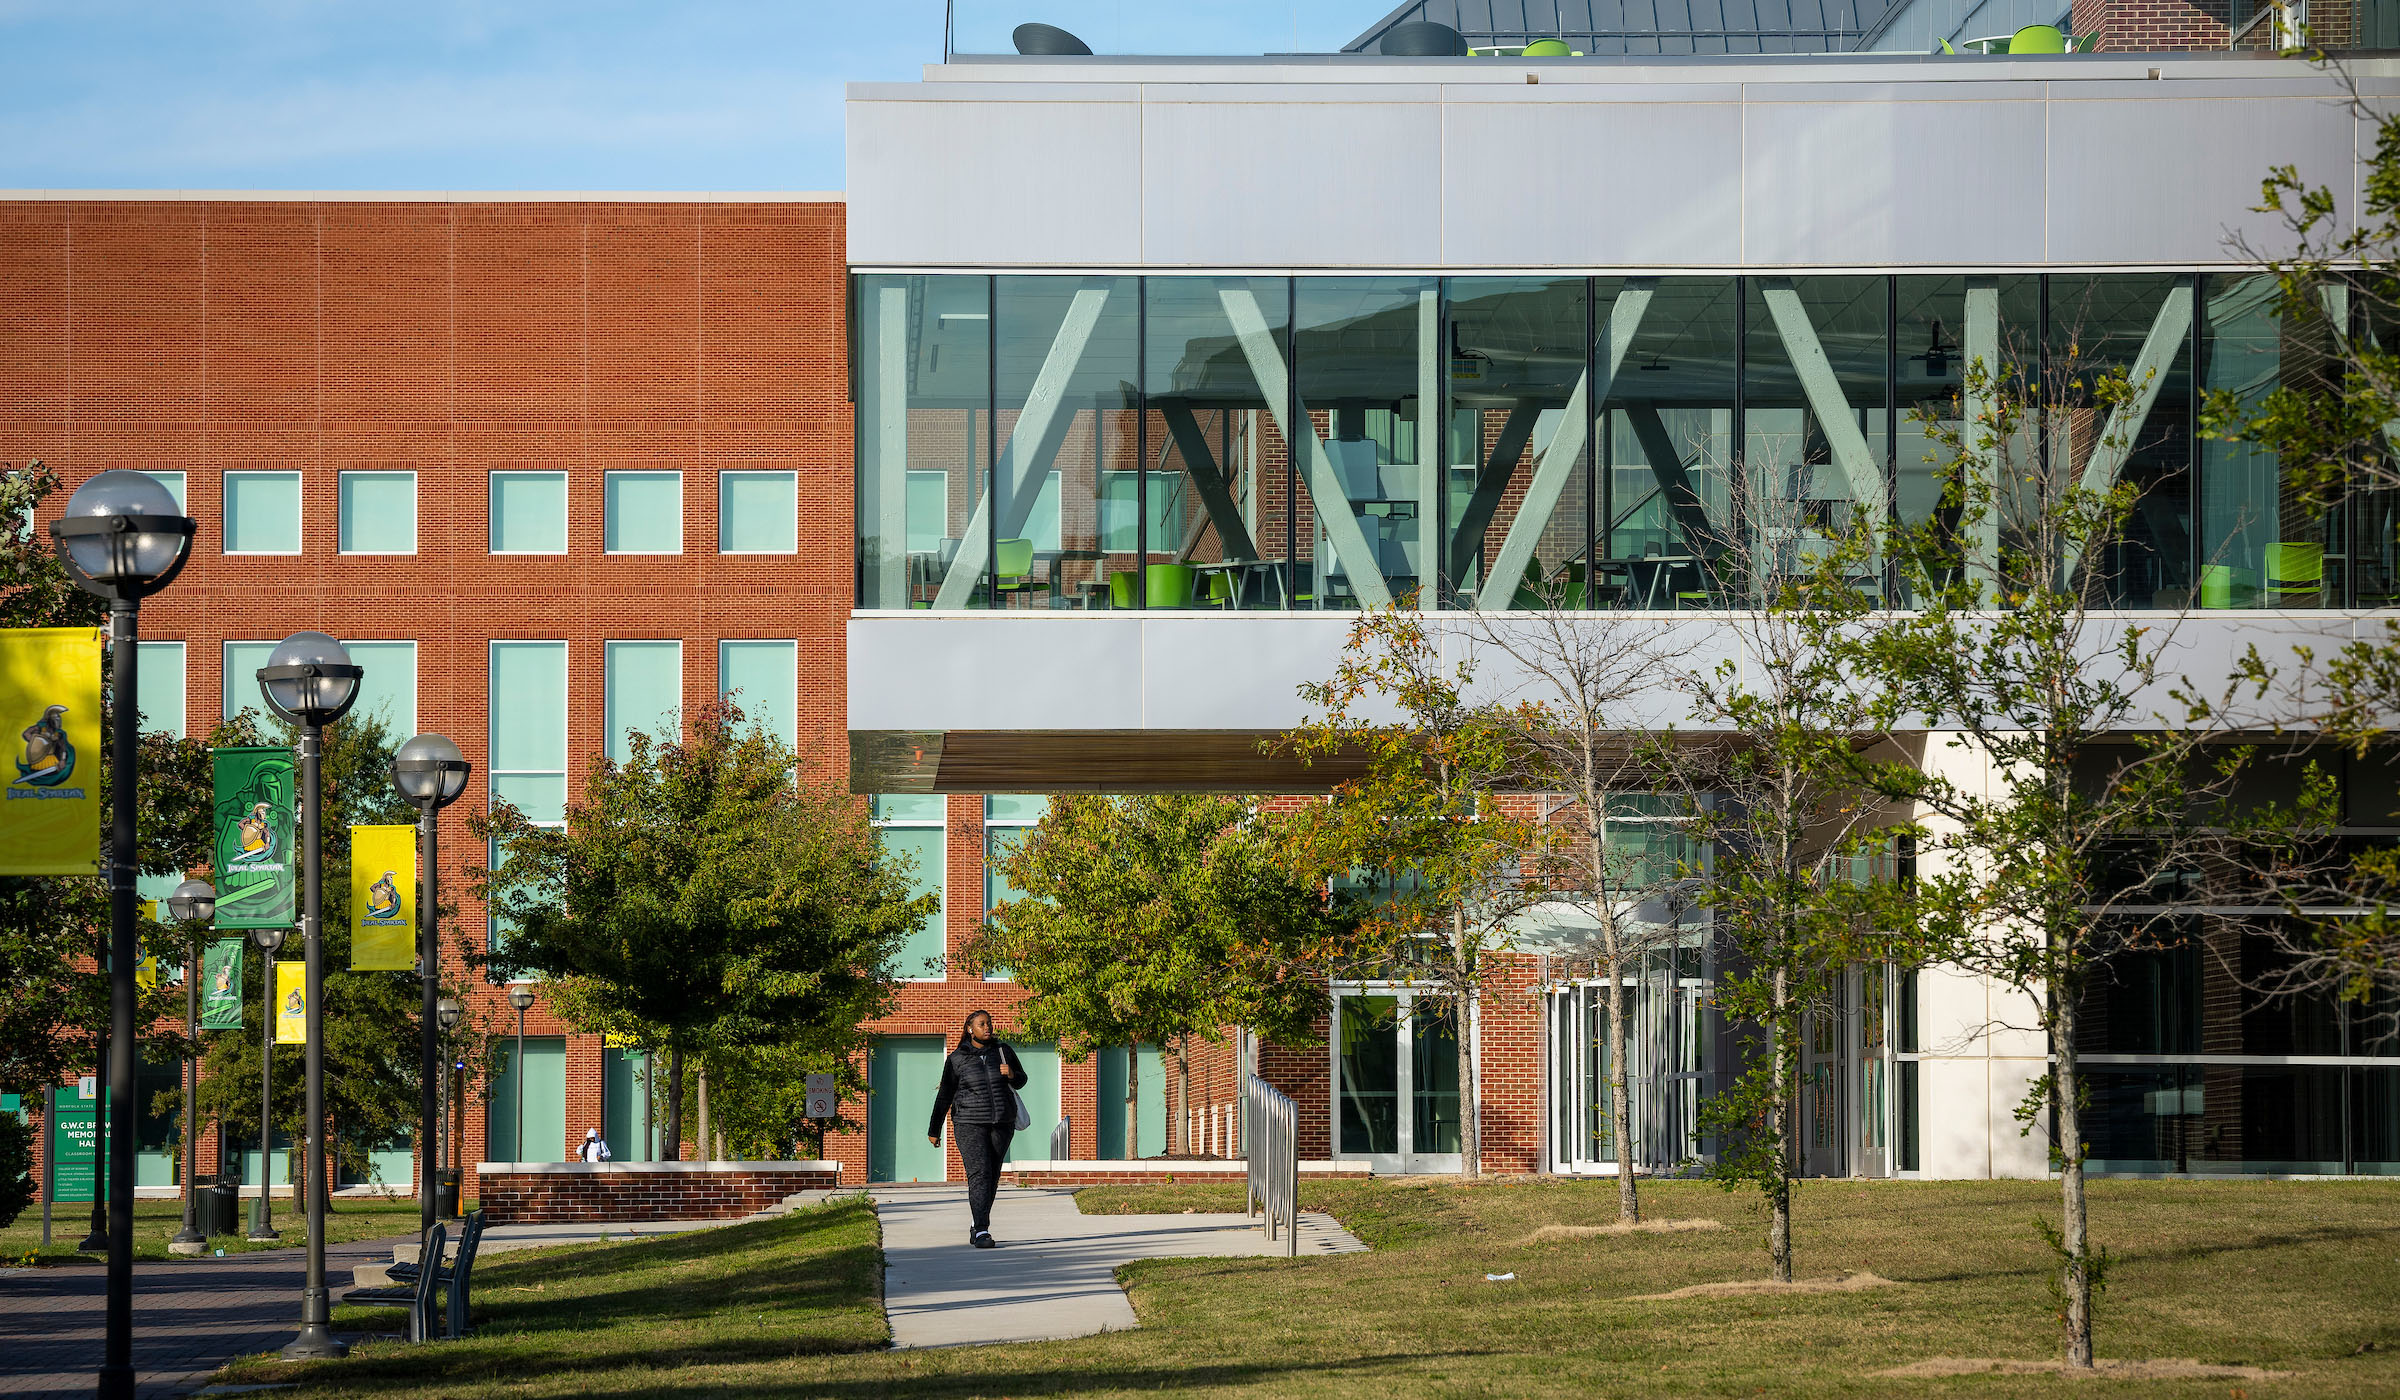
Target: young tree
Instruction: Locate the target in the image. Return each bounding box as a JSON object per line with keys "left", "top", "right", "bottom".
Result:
{"left": 472, "top": 701, "right": 931, "bottom": 1161}
{"left": 1466, "top": 600, "right": 1686, "bottom": 1220}
{"left": 1846, "top": 341, "right": 2251, "bottom": 1366}
{"left": 1278, "top": 603, "right": 1543, "bottom": 1178}
{"left": 968, "top": 793, "right": 1339, "bottom": 1159}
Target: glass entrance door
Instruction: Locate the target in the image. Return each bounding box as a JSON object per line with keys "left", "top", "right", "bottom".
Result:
{"left": 1334, "top": 990, "right": 1463, "bottom": 1174}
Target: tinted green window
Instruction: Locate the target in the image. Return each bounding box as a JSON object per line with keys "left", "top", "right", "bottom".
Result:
{"left": 142, "top": 471, "right": 187, "bottom": 511}
{"left": 984, "top": 794, "right": 1049, "bottom": 823}
{"left": 135, "top": 641, "right": 184, "bottom": 738}
{"left": 1096, "top": 1044, "right": 1166, "bottom": 1159}
{"left": 1097, "top": 472, "right": 1176, "bottom": 553}
{"left": 491, "top": 472, "right": 568, "bottom": 554}
{"left": 221, "top": 641, "right": 278, "bottom": 720}
{"left": 876, "top": 822, "right": 947, "bottom": 979}
{"left": 344, "top": 640, "right": 417, "bottom": 736}
{"left": 718, "top": 471, "right": 797, "bottom": 553}
{"left": 490, "top": 641, "right": 568, "bottom": 823}
{"left": 869, "top": 1036, "right": 949, "bottom": 1181}
{"left": 871, "top": 794, "right": 944, "bottom": 822}
{"left": 338, "top": 471, "right": 417, "bottom": 553}
{"left": 718, "top": 641, "right": 796, "bottom": 749}
{"left": 223, "top": 471, "right": 301, "bottom": 554}
{"left": 486, "top": 1035, "right": 567, "bottom": 1162}
{"left": 604, "top": 640, "right": 682, "bottom": 762}
{"left": 605, "top": 471, "right": 682, "bottom": 554}
{"left": 1004, "top": 1041, "right": 1062, "bottom": 1162}
{"left": 904, "top": 471, "right": 950, "bottom": 553}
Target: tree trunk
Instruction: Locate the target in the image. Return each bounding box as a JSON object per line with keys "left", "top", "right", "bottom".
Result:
{"left": 664, "top": 1048, "right": 684, "bottom": 1162}
{"left": 696, "top": 1062, "right": 711, "bottom": 1163}
{"left": 1454, "top": 910, "right": 1479, "bottom": 1178}
{"left": 1607, "top": 940, "right": 1639, "bottom": 1223}
{"left": 1126, "top": 1046, "right": 1140, "bottom": 1160}
{"left": 1768, "top": 966, "right": 1794, "bottom": 1283}
{"left": 2056, "top": 995, "right": 2095, "bottom": 1368}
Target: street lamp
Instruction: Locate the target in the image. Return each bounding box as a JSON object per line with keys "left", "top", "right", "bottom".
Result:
{"left": 247, "top": 925, "right": 285, "bottom": 1242}
{"left": 164, "top": 879, "right": 215, "bottom": 1256}
{"left": 435, "top": 996, "right": 464, "bottom": 1220}
{"left": 508, "top": 985, "right": 536, "bottom": 1162}
{"left": 391, "top": 733, "right": 469, "bottom": 1236}
{"left": 49, "top": 469, "right": 195, "bottom": 1400}
{"left": 256, "top": 631, "right": 360, "bottom": 1362}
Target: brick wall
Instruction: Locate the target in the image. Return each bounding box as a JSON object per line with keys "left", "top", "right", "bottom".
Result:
{"left": 476, "top": 1163, "right": 839, "bottom": 1223}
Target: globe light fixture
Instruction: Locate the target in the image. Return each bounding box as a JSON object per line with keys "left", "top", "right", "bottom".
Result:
{"left": 49, "top": 470, "right": 197, "bottom": 1400}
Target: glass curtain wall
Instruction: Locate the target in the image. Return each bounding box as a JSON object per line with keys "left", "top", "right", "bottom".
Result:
{"left": 1143, "top": 278, "right": 1290, "bottom": 609}
{"left": 855, "top": 272, "right": 2324, "bottom": 613}
{"left": 1446, "top": 277, "right": 1589, "bottom": 609}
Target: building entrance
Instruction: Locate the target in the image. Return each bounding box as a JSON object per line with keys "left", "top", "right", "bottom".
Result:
{"left": 1333, "top": 990, "right": 1462, "bottom": 1174}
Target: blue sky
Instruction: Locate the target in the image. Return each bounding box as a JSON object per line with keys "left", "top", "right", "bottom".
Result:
{"left": 0, "top": 1, "right": 1378, "bottom": 191}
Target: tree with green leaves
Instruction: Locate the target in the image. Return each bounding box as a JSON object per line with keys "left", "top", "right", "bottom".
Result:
{"left": 967, "top": 793, "right": 1342, "bottom": 1159}
{"left": 471, "top": 700, "right": 930, "bottom": 1160}
{"left": 1278, "top": 603, "right": 1544, "bottom": 1178}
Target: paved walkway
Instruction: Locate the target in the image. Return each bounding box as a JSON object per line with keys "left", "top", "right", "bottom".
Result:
{"left": 871, "top": 1184, "right": 1364, "bottom": 1349}
{"left": 0, "top": 1235, "right": 404, "bottom": 1399}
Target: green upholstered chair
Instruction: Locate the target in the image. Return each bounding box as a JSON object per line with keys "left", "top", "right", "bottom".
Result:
{"left": 2200, "top": 563, "right": 2260, "bottom": 609}
{"left": 1204, "top": 570, "right": 1235, "bottom": 608}
{"left": 1146, "top": 562, "right": 1197, "bottom": 608}
{"left": 2263, "top": 542, "right": 2326, "bottom": 605}
{"left": 2008, "top": 23, "right": 2067, "bottom": 51}
{"left": 1108, "top": 570, "right": 1136, "bottom": 609}
{"left": 994, "top": 538, "right": 1046, "bottom": 602}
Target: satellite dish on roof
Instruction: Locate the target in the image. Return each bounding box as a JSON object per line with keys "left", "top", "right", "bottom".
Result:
{"left": 1013, "top": 21, "right": 1093, "bottom": 55}
{"left": 1380, "top": 20, "right": 1469, "bottom": 55}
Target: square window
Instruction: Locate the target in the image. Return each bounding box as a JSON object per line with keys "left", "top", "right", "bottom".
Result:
{"left": 718, "top": 640, "right": 796, "bottom": 749}
{"left": 338, "top": 472, "right": 417, "bottom": 554}
{"left": 222, "top": 471, "right": 302, "bottom": 554}
{"left": 604, "top": 471, "right": 683, "bottom": 554}
{"left": 718, "top": 472, "right": 797, "bottom": 554}
{"left": 604, "top": 640, "right": 683, "bottom": 762}
{"left": 490, "top": 472, "right": 568, "bottom": 554}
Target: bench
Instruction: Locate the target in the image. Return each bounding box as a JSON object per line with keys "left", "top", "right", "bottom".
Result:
{"left": 351, "top": 1209, "right": 485, "bottom": 1340}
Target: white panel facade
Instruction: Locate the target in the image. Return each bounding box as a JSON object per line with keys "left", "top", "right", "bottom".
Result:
{"left": 1442, "top": 95, "right": 1744, "bottom": 266}
{"left": 1741, "top": 94, "right": 2047, "bottom": 265}
{"left": 845, "top": 88, "right": 1143, "bottom": 266}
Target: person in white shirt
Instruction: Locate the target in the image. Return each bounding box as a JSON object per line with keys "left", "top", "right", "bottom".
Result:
{"left": 577, "top": 1128, "right": 612, "bottom": 1163}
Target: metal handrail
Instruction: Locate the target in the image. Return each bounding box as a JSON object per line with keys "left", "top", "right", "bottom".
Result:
{"left": 1049, "top": 1112, "right": 1071, "bottom": 1162}
{"left": 1242, "top": 1074, "right": 1298, "bottom": 1257}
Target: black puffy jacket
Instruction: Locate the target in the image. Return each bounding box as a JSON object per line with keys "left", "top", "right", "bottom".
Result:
{"left": 929, "top": 1039, "right": 1027, "bottom": 1135}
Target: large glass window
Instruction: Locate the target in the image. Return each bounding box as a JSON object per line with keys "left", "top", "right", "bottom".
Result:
{"left": 603, "top": 641, "right": 682, "bottom": 762}
{"left": 344, "top": 640, "right": 417, "bottom": 737}
{"left": 1293, "top": 277, "right": 1437, "bottom": 610}
{"left": 489, "top": 641, "right": 568, "bottom": 825}
{"left": 982, "top": 794, "right": 1047, "bottom": 982}
{"left": 1739, "top": 276, "right": 1890, "bottom": 606}
{"left": 221, "top": 641, "right": 277, "bottom": 720}
{"left": 718, "top": 640, "right": 796, "bottom": 750}
{"left": 338, "top": 471, "right": 417, "bottom": 554}
{"left": 855, "top": 273, "right": 991, "bottom": 608}
{"left": 872, "top": 794, "right": 947, "bottom": 980}
{"left": 222, "top": 471, "right": 301, "bottom": 555}
{"left": 1448, "top": 277, "right": 1589, "bottom": 608}
{"left": 719, "top": 471, "right": 798, "bottom": 554}
{"left": 1144, "top": 277, "right": 1290, "bottom": 609}
{"left": 1596, "top": 278, "right": 1737, "bottom": 610}
{"left": 986, "top": 277, "right": 1137, "bottom": 611}
{"left": 490, "top": 471, "right": 568, "bottom": 555}
{"left": 604, "top": 471, "right": 682, "bottom": 555}
{"left": 2202, "top": 273, "right": 2342, "bottom": 608}
{"left": 135, "top": 641, "right": 183, "bottom": 738}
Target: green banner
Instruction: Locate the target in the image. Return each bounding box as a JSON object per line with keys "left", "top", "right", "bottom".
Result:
{"left": 212, "top": 746, "right": 296, "bottom": 931}
{"left": 201, "top": 938, "right": 246, "bottom": 1029}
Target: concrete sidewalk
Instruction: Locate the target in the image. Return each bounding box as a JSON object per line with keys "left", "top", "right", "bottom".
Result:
{"left": 871, "top": 1184, "right": 1364, "bottom": 1349}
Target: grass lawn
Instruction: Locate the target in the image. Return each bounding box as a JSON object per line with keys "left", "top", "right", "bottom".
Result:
{"left": 4, "top": 1194, "right": 426, "bottom": 1265}
{"left": 216, "top": 1178, "right": 2400, "bottom": 1398}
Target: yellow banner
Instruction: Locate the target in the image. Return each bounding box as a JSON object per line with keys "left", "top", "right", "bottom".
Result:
{"left": 349, "top": 824, "right": 417, "bottom": 970}
{"left": 275, "top": 960, "right": 306, "bottom": 1044}
{"left": 0, "top": 627, "right": 103, "bottom": 875}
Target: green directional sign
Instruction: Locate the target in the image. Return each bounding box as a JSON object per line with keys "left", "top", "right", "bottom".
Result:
{"left": 48, "top": 1085, "right": 101, "bottom": 1204}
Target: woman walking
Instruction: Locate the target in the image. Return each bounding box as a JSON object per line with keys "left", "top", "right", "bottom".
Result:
{"left": 928, "top": 1009, "right": 1028, "bottom": 1247}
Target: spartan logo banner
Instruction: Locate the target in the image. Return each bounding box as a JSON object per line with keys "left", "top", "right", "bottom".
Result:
{"left": 0, "top": 627, "right": 103, "bottom": 875}
{"left": 212, "top": 746, "right": 297, "bottom": 930}
{"left": 349, "top": 824, "right": 416, "bottom": 971}
{"left": 201, "top": 938, "right": 246, "bottom": 1030}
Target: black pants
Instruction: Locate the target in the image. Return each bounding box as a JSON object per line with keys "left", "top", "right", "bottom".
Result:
{"left": 955, "top": 1117, "right": 1015, "bottom": 1234}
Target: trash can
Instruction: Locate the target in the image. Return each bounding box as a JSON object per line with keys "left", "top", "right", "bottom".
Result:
{"left": 203, "top": 1174, "right": 240, "bottom": 1237}
{"left": 434, "top": 1169, "right": 461, "bottom": 1220}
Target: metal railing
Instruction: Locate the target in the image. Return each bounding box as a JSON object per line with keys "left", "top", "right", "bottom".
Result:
{"left": 1049, "top": 1112, "right": 1071, "bottom": 1162}
{"left": 1243, "top": 1074, "right": 1298, "bottom": 1257}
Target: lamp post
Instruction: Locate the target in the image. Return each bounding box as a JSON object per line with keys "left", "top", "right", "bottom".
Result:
{"left": 164, "top": 880, "right": 216, "bottom": 1255}
{"left": 256, "top": 631, "right": 361, "bottom": 1362}
{"left": 247, "top": 925, "right": 285, "bottom": 1240}
{"left": 435, "top": 996, "right": 463, "bottom": 1219}
{"left": 391, "top": 734, "right": 469, "bottom": 1236}
{"left": 48, "top": 469, "right": 196, "bottom": 1400}
{"left": 508, "top": 985, "right": 535, "bottom": 1161}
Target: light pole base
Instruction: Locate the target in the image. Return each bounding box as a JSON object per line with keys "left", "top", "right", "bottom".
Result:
{"left": 169, "top": 1237, "right": 206, "bottom": 1256}
{"left": 279, "top": 1323, "right": 349, "bottom": 1360}
{"left": 96, "top": 1361, "right": 134, "bottom": 1399}
{"left": 76, "top": 1231, "right": 106, "bottom": 1254}
{"left": 246, "top": 1229, "right": 281, "bottom": 1242}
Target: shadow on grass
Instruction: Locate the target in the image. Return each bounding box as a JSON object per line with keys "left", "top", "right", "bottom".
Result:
{"left": 1902, "top": 1220, "right": 2400, "bottom": 1286}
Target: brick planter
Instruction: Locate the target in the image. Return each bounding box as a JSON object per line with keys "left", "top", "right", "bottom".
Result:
{"left": 1002, "top": 1159, "right": 1372, "bottom": 1187}
{"left": 475, "top": 1161, "right": 841, "bottom": 1223}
